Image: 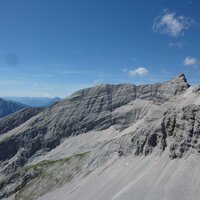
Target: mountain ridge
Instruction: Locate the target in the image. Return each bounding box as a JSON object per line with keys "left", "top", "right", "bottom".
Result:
{"left": 0, "top": 98, "right": 28, "bottom": 118}
{"left": 1, "top": 74, "right": 200, "bottom": 200}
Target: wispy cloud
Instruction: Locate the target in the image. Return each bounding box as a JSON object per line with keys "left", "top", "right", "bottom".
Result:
{"left": 124, "top": 67, "right": 149, "bottom": 77}
{"left": 153, "top": 9, "right": 195, "bottom": 37}
{"left": 93, "top": 79, "right": 105, "bottom": 84}
{"left": 42, "top": 93, "right": 52, "bottom": 98}
{"left": 183, "top": 56, "right": 198, "bottom": 66}
{"left": 61, "top": 70, "right": 94, "bottom": 75}
{"left": 169, "top": 41, "right": 186, "bottom": 48}
{"left": 160, "top": 67, "right": 170, "bottom": 74}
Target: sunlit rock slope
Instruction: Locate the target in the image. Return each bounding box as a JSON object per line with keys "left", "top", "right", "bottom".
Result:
{"left": 1, "top": 74, "right": 200, "bottom": 200}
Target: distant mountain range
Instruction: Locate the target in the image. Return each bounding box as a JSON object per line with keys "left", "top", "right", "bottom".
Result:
{"left": 2, "top": 96, "right": 61, "bottom": 107}
{"left": 0, "top": 98, "right": 28, "bottom": 118}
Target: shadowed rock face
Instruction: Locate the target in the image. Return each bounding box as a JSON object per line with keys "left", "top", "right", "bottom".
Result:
{"left": 0, "top": 107, "right": 44, "bottom": 135}
{"left": 0, "top": 98, "right": 27, "bottom": 118}
{"left": 166, "top": 104, "right": 200, "bottom": 158}
{"left": 0, "top": 74, "right": 197, "bottom": 199}
{"left": 127, "top": 104, "right": 200, "bottom": 158}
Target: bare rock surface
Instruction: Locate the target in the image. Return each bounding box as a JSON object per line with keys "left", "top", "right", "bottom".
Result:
{"left": 1, "top": 74, "right": 200, "bottom": 200}
{"left": 0, "top": 108, "right": 44, "bottom": 135}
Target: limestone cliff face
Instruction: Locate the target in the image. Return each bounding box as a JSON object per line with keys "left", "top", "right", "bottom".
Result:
{"left": 2, "top": 74, "right": 199, "bottom": 199}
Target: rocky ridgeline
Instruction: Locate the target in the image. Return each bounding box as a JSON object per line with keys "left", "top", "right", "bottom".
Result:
{"left": 1, "top": 74, "right": 200, "bottom": 199}
{"left": 0, "top": 74, "right": 189, "bottom": 172}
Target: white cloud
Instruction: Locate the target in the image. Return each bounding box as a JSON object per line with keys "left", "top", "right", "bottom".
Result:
{"left": 160, "top": 67, "right": 170, "bottom": 74}
{"left": 169, "top": 41, "right": 186, "bottom": 48}
{"left": 42, "top": 93, "right": 51, "bottom": 97}
{"left": 34, "top": 82, "right": 38, "bottom": 87}
{"left": 183, "top": 56, "right": 198, "bottom": 66}
{"left": 127, "top": 67, "right": 149, "bottom": 77}
{"left": 153, "top": 10, "right": 195, "bottom": 37}
{"left": 93, "top": 79, "right": 105, "bottom": 84}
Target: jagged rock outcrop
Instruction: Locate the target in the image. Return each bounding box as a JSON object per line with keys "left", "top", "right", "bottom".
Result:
{"left": 165, "top": 104, "right": 200, "bottom": 158}
{"left": 1, "top": 74, "right": 200, "bottom": 200}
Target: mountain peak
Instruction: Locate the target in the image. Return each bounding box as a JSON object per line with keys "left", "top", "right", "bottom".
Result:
{"left": 172, "top": 73, "right": 188, "bottom": 83}
{"left": 178, "top": 73, "right": 186, "bottom": 78}
{"left": 168, "top": 73, "right": 190, "bottom": 92}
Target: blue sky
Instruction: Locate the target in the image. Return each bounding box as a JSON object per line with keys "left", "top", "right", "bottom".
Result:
{"left": 0, "top": 0, "right": 199, "bottom": 98}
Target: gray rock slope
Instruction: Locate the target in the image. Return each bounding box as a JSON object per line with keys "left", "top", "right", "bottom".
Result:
{"left": 0, "top": 107, "right": 45, "bottom": 135}
{"left": 1, "top": 74, "right": 200, "bottom": 200}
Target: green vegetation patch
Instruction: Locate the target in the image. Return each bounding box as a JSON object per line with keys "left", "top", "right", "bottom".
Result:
{"left": 15, "top": 152, "right": 89, "bottom": 200}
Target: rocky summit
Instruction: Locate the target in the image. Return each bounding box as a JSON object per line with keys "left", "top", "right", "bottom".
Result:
{"left": 1, "top": 74, "right": 200, "bottom": 200}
